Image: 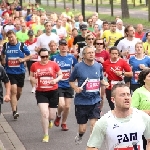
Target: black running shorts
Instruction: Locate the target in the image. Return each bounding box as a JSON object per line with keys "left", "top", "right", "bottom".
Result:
{"left": 58, "top": 87, "right": 74, "bottom": 98}
{"left": 35, "top": 89, "right": 59, "bottom": 108}
{"left": 7, "top": 73, "right": 25, "bottom": 87}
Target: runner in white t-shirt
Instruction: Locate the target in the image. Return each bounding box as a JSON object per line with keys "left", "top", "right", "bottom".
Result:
{"left": 36, "top": 22, "right": 59, "bottom": 51}
{"left": 87, "top": 83, "right": 150, "bottom": 150}
{"left": 52, "top": 19, "right": 67, "bottom": 40}
{"left": 117, "top": 25, "right": 141, "bottom": 60}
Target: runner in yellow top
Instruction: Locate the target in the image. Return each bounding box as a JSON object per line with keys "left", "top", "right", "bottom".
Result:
{"left": 102, "top": 21, "right": 122, "bottom": 49}
{"left": 143, "top": 31, "right": 150, "bottom": 56}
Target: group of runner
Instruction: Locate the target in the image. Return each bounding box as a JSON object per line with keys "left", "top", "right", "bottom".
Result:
{"left": 0, "top": 1, "right": 149, "bottom": 149}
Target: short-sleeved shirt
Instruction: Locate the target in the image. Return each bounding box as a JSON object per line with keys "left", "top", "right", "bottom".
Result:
{"left": 2, "top": 42, "right": 30, "bottom": 74}
{"left": 143, "top": 42, "right": 150, "bottom": 55}
{"left": 16, "top": 31, "right": 29, "bottom": 42}
{"left": 73, "top": 35, "right": 86, "bottom": 53}
{"left": 102, "top": 30, "right": 122, "bottom": 48}
{"left": 51, "top": 53, "right": 77, "bottom": 88}
{"left": 30, "top": 61, "right": 60, "bottom": 91}
{"left": 103, "top": 58, "right": 131, "bottom": 89}
{"left": 69, "top": 61, "right": 103, "bottom": 105}
{"left": 132, "top": 86, "right": 150, "bottom": 110}
{"left": 0, "top": 66, "right": 9, "bottom": 104}
{"left": 87, "top": 108, "right": 150, "bottom": 150}
{"left": 129, "top": 56, "right": 150, "bottom": 84}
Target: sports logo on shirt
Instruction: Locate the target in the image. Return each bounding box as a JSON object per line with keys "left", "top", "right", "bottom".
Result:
{"left": 113, "top": 124, "right": 119, "bottom": 129}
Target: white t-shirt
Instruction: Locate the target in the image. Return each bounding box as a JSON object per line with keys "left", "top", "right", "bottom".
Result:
{"left": 87, "top": 108, "right": 150, "bottom": 150}
{"left": 22, "top": 10, "right": 27, "bottom": 18}
{"left": 36, "top": 33, "right": 59, "bottom": 51}
{"left": 116, "top": 26, "right": 125, "bottom": 36}
{"left": 3, "top": 24, "right": 15, "bottom": 33}
{"left": 117, "top": 37, "right": 141, "bottom": 55}
{"left": 52, "top": 26, "right": 67, "bottom": 40}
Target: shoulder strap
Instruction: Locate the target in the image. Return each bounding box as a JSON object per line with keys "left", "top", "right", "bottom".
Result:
{"left": 3, "top": 42, "right": 7, "bottom": 52}
{"left": 19, "top": 42, "right": 24, "bottom": 52}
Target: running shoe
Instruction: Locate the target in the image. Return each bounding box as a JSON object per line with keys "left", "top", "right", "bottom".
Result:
{"left": 31, "top": 87, "right": 36, "bottom": 93}
{"left": 61, "top": 124, "right": 69, "bottom": 131}
{"left": 13, "top": 111, "right": 19, "bottom": 120}
{"left": 42, "top": 135, "right": 49, "bottom": 142}
{"left": 54, "top": 116, "right": 61, "bottom": 127}
{"left": 49, "top": 121, "right": 53, "bottom": 129}
{"left": 75, "top": 133, "right": 82, "bottom": 145}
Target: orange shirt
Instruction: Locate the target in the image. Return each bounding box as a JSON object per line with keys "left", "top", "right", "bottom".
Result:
{"left": 67, "top": 37, "right": 74, "bottom": 49}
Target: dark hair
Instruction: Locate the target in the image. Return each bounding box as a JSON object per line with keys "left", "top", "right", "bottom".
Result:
{"left": 138, "top": 69, "right": 150, "bottom": 86}
{"left": 110, "top": 21, "right": 116, "bottom": 25}
{"left": 124, "top": 25, "right": 133, "bottom": 35}
{"left": 109, "top": 46, "right": 120, "bottom": 54}
{"left": 111, "top": 82, "right": 128, "bottom": 97}
{"left": 103, "top": 21, "right": 108, "bottom": 25}
{"left": 93, "top": 38, "right": 105, "bottom": 46}
{"left": 72, "top": 28, "right": 77, "bottom": 32}
{"left": 38, "top": 48, "right": 48, "bottom": 55}
{"left": 6, "top": 30, "right": 16, "bottom": 36}
{"left": 146, "top": 31, "right": 150, "bottom": 37}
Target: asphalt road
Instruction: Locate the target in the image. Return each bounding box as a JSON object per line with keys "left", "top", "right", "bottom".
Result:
{"left": 2, "top": 74, "right": 110, "bottom": 150}
{"left": 41, "top": 1, "right": 149, "bottom": 20}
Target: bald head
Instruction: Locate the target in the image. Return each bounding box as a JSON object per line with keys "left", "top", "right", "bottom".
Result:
{"left": 136, "top": 24, "right": 143, "bottom": 33}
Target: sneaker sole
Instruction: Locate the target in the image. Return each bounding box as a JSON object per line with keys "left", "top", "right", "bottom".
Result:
{"left": 61, "top": 129, "right": 69, "bottom": 131}
{"left": 14, "top": 114, "right": 19, "bottom": 119}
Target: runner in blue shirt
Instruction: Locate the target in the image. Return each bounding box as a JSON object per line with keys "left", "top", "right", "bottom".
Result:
{"left": 51, "top": 39, "right": 77, "bottom": 131}
{"left": 129, "top": 41, "right": 150, "bottom": 92}
{"left": 1, "top": 30, "right": 30, "bottom": 120}
{"left": 69, "top": 46, "right": 108, "bottom": 145}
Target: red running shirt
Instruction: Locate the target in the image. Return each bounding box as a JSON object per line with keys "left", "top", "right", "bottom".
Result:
{"left": 30, "top": 61, "right": 60, "bottom": 91}
{"left": 95, "top": 50, "right": 110, "bottom": 63}
{"left": 103, "top": 58, "right": 131, "bottom": 89}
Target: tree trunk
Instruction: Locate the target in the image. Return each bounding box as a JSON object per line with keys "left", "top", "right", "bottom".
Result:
{"left": 100, "top": 0, "right": 102, "bottom": 4}
{"left": 121, "top": 0, "right": 130, "bottom": 18}
{"left": 36, "top": 0, "right": 41, "bottom": 4}
{"left": 110, "top": 0, "right": 113, "bottom": 16}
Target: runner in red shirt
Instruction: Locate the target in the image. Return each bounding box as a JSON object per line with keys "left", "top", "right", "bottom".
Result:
{"left": 135, "top": 24, "right": 145, "bottom": 40}
{"left": 94, "top": 38, "right": 109, "bottom": 64}
{"left": 30, "top": 48, "right": 63, "bottom": 143}
{"left": 103, "top": 46, "right": 132, "bottom": 110}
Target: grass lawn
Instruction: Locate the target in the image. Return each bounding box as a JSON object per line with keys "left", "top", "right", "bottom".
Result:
{"left": 39, "top": 4, "right": 150, "bottom": 29}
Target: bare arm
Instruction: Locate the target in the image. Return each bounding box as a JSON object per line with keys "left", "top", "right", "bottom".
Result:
{"left": 124, "top": 71, "right": 133, "bottom": 77}
{"left": 55, "top": 70, "right": 63, "bottom": 82}
{"left": 69, "top": 81, "right": 83, "bottom": 93}
{"left": 146, "top": 139, "right": 150, "bottom": 150}
{"left": 4, "top": 81, "right": 11, "bottom": 102}
{"left": 143, "top": 110, "right": 150, "bottom": 116}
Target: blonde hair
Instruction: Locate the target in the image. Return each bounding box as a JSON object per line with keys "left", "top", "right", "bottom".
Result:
{"left": 48, "top": 40, "right": 57, "bottom": 46}
{"left": 135, "top": 41, "right": 143, "bottom": 48}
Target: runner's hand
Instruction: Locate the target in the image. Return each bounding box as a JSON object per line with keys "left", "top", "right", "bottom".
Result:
{"left": 18, "top": 58, "right": 25, "bottom": 63}
{"left": 74, "top": 87, "right": 83, "bottom": 93}
{"left": 115, "top": 71, "right": 122, "bottom": 77}
{"left": 139, "top": 64, "right": 146, "bottom": 70}
{"left": 4, "top": 94, "right": 10, "bottom": 102}
{"left": 50, "top": 79, "right": 57, "bottom": 85}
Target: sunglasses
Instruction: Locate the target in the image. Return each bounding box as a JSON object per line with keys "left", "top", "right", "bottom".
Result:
{"left": 96, "top": 43, "right": 104, "bottom": 45}
{"left": 60, "top": 44, "right": 67, "bottom": 46}
{"left": 40, "top": 55, "right": 49, "bottom": 59}
{"left": 87, "top": 38, "right": 94, "bottom": 40}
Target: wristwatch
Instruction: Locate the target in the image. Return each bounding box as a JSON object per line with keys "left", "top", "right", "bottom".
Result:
{"left": 122, "top": 71, "right": 125, "bottom": 76}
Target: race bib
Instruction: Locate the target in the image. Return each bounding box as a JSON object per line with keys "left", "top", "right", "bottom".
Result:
{"left": 39, "top": 76, "right": 53, "bottom": 88}
{"left": 86, "top": 79, "right": 100, "bottom": 92}
{"left": 114, "top": 145, "right": 140, "bottom": 150}
{"left": 62, "top": 69, "right": 70, "bottom": 80}
{"left": 111, "top": 81, "right": 120, "bottom": 89}
{"left": 134, "top": 71, "right": 141, "bottom": 83}
{"left": 8, "top": 57, "right": 20, "bottom": 67}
